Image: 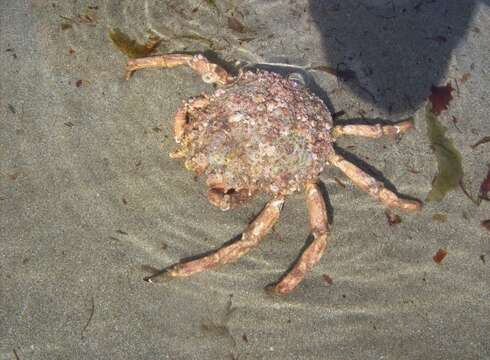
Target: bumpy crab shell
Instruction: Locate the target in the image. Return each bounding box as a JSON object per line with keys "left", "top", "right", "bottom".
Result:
{"left": 125, "top": 53, "right": 421, "bottom": 294}
{"left": 176, "top": 70, "right": 334, "bottom": 198}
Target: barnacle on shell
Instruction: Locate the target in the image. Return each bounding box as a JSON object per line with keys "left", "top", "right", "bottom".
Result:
{"left": 174, "top": 71, "right": 334, "bottom": 195}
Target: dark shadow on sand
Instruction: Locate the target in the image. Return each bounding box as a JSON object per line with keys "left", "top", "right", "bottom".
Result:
{"left": 309, "top": 0, "right": 488, "bottom": 113}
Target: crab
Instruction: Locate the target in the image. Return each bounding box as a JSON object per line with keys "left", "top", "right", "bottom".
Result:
{"left": 125, "top": 53, "right": 422, "bottom": 294}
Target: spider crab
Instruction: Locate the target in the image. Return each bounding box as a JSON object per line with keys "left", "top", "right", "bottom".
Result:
{"left": 125, "top": 53, "right": 422, "bottom": 294}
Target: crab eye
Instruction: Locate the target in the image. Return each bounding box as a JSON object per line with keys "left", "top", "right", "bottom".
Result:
{"left": 202, "top": 73, "right": 217, "bottom": 84}
{"left": 288, "top": 72, "right": 307, "bottom": 88}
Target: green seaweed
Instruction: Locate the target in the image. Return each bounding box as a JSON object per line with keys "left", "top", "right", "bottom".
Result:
{"left": 108, "top": 28, "right": 160, "bottom": 58}
{"left": 425, "top": 104, "right": 463, "bottom": 201}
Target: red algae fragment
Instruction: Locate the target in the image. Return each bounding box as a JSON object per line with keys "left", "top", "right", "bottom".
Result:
{"left": 227, "top": 16, "right": 246, "bottom": 33}
{"left": 322, "top": 274, "right": 333, "bottom": 285}
{"left": 433, "top": 248, "right": 448, "bottom": 263}
{"left": 428, "top": 83, "right": 454, "bottom": 115}
{"left": 478, "top": 167, "right": 490, "bottom": 203}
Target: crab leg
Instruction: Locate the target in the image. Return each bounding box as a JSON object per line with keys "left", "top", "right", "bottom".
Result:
{"left": 331, "top": 118, "right": 413, "bottom": 138}
{"left": 267, "top": 183, "right": 329, "bottom": 294}
{"left": 144, "top": 197, "right": 284, "bottom": 283}
{"left": 328, "top": 153, "right": 422, "bottom": 212}
{"left": 173, "top": 104, "right": 188, "bottom": 143}
{"left": 125, "top": 53, "right": 233, "bottom": 85}
{"left": 171, "top": 96, "right": 210, "bottom": 143}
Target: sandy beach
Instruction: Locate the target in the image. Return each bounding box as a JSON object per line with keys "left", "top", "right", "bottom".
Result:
{"left": 1, "top": 1, "right": 489, "bottom": 359}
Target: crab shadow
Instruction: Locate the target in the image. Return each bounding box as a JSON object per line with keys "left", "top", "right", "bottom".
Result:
{"left": 309, "top": 0, "right": 488, "bottom": 113}
{"left": 331, "top": 145, "right": 420, "bottom": 205}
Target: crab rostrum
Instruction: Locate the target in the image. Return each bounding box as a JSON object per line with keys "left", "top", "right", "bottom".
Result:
{"left": 126, "top": 54, "right": 421, "bottom": 294}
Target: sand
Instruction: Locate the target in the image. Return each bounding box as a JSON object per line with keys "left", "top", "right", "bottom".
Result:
{"left": 1, "top": 0, "right": 489, "bottom": 359}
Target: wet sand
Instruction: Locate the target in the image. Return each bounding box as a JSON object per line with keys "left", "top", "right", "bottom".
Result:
{"left": 1, "top": 1, "right": 489, "bottom": 359}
